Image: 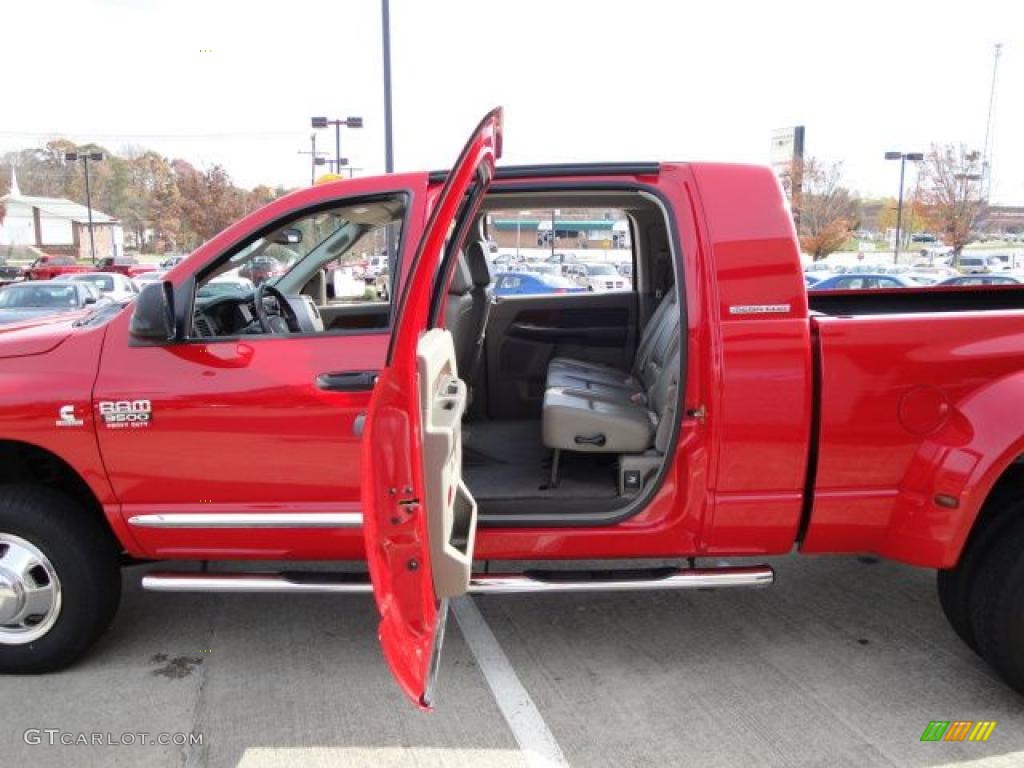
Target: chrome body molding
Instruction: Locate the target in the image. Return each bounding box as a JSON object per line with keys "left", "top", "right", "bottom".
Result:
{"left": 127, "top": 512, "right": 362, "bottom": 529}
{"left": 142, "top": 565, "right": 774, "bottom": 595}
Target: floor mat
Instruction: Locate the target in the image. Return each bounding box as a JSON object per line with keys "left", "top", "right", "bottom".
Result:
{"left": 463, "top": 420, "right": 619, "bottom": 501}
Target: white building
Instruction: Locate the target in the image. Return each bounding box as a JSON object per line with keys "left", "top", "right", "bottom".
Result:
{"left": 1, "top": 167, "right": 123, "bottom": 260}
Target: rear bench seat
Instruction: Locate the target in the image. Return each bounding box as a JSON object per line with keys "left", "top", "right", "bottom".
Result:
{"left": 541, "top": 293, "right": 682, "bottom": 483}
{"left": 546, "top": 291, "right": 678, "bottom": 395}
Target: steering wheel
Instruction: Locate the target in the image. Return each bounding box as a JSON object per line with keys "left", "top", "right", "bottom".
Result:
{"left": 253, "top": 282, "right": 298, "bottom": 334}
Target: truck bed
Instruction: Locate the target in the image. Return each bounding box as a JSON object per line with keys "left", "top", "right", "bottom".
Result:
{"left": 809, "top": 285, "right": 1024, "bottom": 316}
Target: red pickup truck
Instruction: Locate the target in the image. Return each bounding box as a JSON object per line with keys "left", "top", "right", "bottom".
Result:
{"left": 24, "top": 254, "right": 93, "bottom": 281}
{"left": 95, "top": 256, "right": 158, "bottom": 278}
{"left": 2, "top": 110, "right": 1023, "bottom": 707}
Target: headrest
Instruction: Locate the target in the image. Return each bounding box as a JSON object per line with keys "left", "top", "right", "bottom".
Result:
{"left": 448, "top": 253, "right": 473, "bottom": 295}
{"left": 464, "top": 240, "right": 492, "bottom": 287}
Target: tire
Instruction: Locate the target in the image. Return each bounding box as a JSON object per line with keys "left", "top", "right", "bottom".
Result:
{"left": 969, "top": 516, "right": 1024, "bottom": 695}
{"left": 937, "top": 505, "right": 1022, "bottom": 653}
{"left": 0, "top": 486, "right": 121, "bottom": 673}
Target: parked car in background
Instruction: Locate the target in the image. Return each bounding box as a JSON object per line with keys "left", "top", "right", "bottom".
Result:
{"left": 0, "top": 280, "right": 100, "bottom": 324}
{"left": 493, "top": 271, "right": 586, "bottom": 296}
{"left": 936, "top": 274, "right": 1023, "bottom": 287}
{"left": 62, "top": 272, "right": 139, "bottom": 302}
{"left": 565, "top": 261, "right": 631, "bottom": 292}
{"left": 24, "top": 254, "right": 92, "bottom": 281}
{"left": 132, "top": 269, "right": 169, "bottom": 289}
{"left": 903, "top": 272, "right": 942, "bottom": 286}
{"left": 521, "top": 261, "right": 561, "bottom": 277}
{"left": 957, "top": 254, "right": 999, "bottom": 274}
{"left": 804, "top": 273, "right": 825, "bottom": 287}
{"left": 96, "top": 256, "right": 157, "bottom": 278}
{"left": 160, "top": 255, "right": 186, "bottom": 268}
{"left": 196, "top": 274, "right": 255, "bottom": 299}
{"left": 0, "top": 257, "right": 24, "bottom": 286}
{"left": 239, "top": 255, "right": 288, "bottom": 286}
{"left": 808, "top": 273, "right": 915, "bottom": 291}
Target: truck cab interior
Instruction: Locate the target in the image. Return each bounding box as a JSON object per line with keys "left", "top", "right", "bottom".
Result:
{"left": 451, "top": 189, "right": 683, "bottom": 523}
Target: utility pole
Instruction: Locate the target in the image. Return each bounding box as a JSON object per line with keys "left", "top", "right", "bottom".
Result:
{"left": 982, "top": 43, "right": 1002, "bottom": 201}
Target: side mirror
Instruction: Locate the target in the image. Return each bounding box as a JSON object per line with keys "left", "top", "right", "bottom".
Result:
{"left": 271, "top": 227, "right": 303, "bottom": 245}
{"left": 130, "top": 281, "right": 176, "bottom": 341}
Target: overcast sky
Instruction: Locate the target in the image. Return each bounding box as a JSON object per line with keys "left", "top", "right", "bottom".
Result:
{"left": 4, "top": 0, "right": 1022, "bottom": 203}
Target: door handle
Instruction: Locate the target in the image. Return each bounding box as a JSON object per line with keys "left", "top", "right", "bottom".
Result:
{"left": 316, "top": 371, "right": 378, "bottom": 392}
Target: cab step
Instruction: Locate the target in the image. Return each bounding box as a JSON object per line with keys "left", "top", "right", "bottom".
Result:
{"left": 141, "top": 564, "right": 774, "bottom": 594}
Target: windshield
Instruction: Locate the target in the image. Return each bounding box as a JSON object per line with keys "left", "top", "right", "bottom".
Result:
{"left": 196, "top": 195, "right": 406, "bottom": 312}
{"left": 0, "top": 284, "right": 81, "bottom": 309}
{"left": 586, "top": 263, "right": 617, "bottom": 276}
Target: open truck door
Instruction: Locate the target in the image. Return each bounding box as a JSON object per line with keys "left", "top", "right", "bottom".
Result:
{"left": 360, "top": 108, "right": 503, "bottom": 708}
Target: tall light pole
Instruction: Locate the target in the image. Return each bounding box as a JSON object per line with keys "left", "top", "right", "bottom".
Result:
{"left": 884, "top": 151, "right": 924, "bottom": 263}
{"left": 65, "top": 151, "right": 103, "bottom": 264}
{"left": 311, "top": 116, "right": 363, "bottom": 176}
{"left": 382, "top": 0, "right": 394, "bottom": 173}
{"left": 982, "top": 43, "right": 1002, "bottom": 201}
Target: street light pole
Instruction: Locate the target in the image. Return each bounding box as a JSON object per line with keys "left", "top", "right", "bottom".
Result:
{"left": 885, "top": 151, "right": 924, "bottom": 264}
{"left": 312, "top": 115, "right": 363, "bottom": 179}
{"left": 65, "top": 151, "right": 103, "bottom": 264}
{"left": 895, "top": 157, "right": 906, "bottom": 263}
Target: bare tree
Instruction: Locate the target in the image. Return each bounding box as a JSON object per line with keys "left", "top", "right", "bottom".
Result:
{"left": 919, "top": 144, "right": 986, "bottom": 262}
{"left": 792, "top": 158, "right": 859, "bottom": 260}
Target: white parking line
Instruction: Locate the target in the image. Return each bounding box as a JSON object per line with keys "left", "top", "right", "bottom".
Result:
{"left": 452, "top": 596, "right": 570, "bottom": 768}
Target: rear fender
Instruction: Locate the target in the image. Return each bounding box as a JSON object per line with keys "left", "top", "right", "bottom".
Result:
{"left": 879, "top": 371, "right": 1024, "bottom": 567}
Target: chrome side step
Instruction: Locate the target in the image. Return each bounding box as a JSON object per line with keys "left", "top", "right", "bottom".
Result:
{"left": 142, "top": 565, "right": 774, "bottom": 595}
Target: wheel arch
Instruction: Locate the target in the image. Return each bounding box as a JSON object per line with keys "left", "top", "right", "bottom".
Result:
{"left": 880, "top": 371, "right": 1024, "bottom": 567}
{"left": 0, "top": 439, "right": 126, "bottom": 553}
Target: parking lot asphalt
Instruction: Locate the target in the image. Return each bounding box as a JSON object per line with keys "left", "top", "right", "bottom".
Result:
{"left": 3, "top": 554, "right": 1024, "bottom": 768}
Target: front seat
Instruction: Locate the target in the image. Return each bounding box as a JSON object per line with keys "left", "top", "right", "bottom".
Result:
{"left": 444, "top": 240, "right": 493, "bottom": 390}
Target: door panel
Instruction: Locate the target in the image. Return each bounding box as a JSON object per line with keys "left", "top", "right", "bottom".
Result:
{"left": 484, "top": 292, "right": 638, "bottom": 419}
{"left": 94, "top": 311, "right": 386, "bottom": 557}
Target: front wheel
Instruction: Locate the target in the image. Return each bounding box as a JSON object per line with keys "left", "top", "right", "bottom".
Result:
{"left": 0, "top": 486, "right": 121, "bottom": 673}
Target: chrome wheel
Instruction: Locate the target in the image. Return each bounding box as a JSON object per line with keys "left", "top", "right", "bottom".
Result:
{"left": 0, "top": 533, "right": 62, "bottom": 645}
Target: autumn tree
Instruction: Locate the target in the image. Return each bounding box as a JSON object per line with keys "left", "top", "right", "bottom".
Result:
{"left": 794, "top": 158, "right": 860, "bottom": 260}
{"left": 919, "top": 144, "right": 986, "bottom": 262}
{"left": 3, "top": 139, "right": 286, "bottom": 254}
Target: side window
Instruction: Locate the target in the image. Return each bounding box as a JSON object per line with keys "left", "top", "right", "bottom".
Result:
{"left": 483, "top": 207, "right": 633, "bottom": 297}
{"left": 190, "top": 195, "right": 406, "bottom": 339}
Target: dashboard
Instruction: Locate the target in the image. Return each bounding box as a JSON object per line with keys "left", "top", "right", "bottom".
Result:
{"left": 192, "top": 292, "right": 324, "bottom": 337}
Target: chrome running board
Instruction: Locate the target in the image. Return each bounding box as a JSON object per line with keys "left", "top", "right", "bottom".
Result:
{"left": 142, "top": 565, "right": 774, "bottom": 595}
